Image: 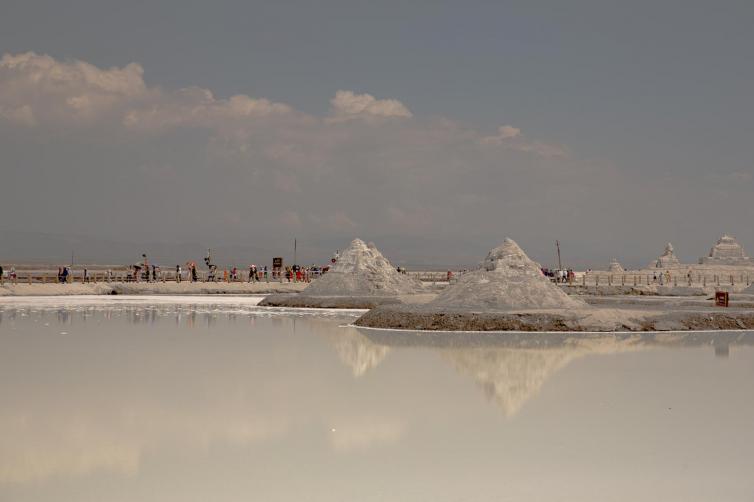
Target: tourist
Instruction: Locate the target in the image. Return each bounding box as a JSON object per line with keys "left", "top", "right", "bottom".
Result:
{"left": 0, "top": 264, "right": 3, "bottom": 284}
{"left": 10, "top": 267, "right": 17, "bottom": 284}
{"left": 176, "top": 265, "right": 182, "bottom": 283}
{"left": 263, "top": 265, "right": 269, "bottom": 283}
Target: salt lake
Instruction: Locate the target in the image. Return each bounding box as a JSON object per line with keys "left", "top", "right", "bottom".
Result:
{"left": 1, "top": 296, "right": 752, "bottom": 501}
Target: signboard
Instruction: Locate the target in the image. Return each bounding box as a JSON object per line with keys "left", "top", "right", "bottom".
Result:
{"left": 715, "top": 291, "right": 729, "bottom": 307}
{"left": 272, "top": 257, "right": 283, "bottom": 268}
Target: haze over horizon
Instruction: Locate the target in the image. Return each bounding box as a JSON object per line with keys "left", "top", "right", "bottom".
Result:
{"left": 1, "top": 1, "right": 752, "bottom": 269}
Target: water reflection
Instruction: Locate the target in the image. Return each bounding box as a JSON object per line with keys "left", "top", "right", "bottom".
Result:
{"left": 1, "top": 300, "right": 753, "bottom": 501}
{"left": 356, "top": 329, "right": 754, "bottom": 416}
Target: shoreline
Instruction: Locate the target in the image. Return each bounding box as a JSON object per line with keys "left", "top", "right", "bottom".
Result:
{"left": 0, "top": 281, "right": 307, "bottom": 297}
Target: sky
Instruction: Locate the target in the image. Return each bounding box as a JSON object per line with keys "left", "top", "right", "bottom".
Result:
{"left": 0, "top": 0, "right": 752, "bottom": 268}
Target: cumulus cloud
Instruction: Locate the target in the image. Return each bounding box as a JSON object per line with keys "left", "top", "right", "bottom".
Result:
{"left": 122, "top": 87, "right": 294, "bottom": 132}
{"left": 328, "top": 90, "right": 412, "bottom": 122}
{"left": 0, "top": 51, "right": 147, "bottom": 126}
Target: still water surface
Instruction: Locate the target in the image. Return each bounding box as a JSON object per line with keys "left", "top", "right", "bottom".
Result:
{"left": 1, "top": 296, "right": 753, "bottom": 502}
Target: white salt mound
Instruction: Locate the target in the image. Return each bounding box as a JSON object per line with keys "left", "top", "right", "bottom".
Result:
{"left": 431, "top": 238, "right": 587, "bottom": 310}
{"left": 304, "top": 238, "right": 423, "bottom": 296}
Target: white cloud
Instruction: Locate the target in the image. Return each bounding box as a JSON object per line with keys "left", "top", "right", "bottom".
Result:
{"left": 122, "top": 87, "right": 294, "bottom": 132}
{"left": 328, "top": 90, "right": 412, "bottom": 122}
{"left": 0, "top": 51, "right": 147, "bottom": 126}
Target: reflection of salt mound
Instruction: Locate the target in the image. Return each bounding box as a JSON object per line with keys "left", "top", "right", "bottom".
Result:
{"left": 304, "top": 239, "right": 423, "bottom": 296}
{"left": 332, "top": 330, "right": 390, "bottom": 377}
{"left": 443, "top": 348, "right": 576, "bottom": 417}
{"left": 431, "top": 238, "right": 586, "bottom": 310}
{"left": 442, "top": 338, "right": 647, "bottom": 416}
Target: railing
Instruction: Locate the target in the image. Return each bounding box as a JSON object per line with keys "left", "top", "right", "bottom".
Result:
{"left": 0, "top": 269, "right": 324, "bottom": 285}
{"left": 572, "top": 272, "right": 752, "bottom": 288}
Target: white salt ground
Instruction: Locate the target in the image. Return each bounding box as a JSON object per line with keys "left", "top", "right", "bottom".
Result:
{"left": 303, "top": 239, "right": 424, "bottom": 297}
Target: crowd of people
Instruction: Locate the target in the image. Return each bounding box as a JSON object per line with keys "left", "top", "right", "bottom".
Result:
{"left": 541, "top": 267, "right": 576, "bottom": 283}
{"left": 118, "top": 251, "right": 329, "bottom": 284}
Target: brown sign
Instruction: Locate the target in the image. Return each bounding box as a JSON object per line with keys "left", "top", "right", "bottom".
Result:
{"left": 272, "top": 257, "right": 283, "bottom": 268}
{"left": 715, "top": 291, "right": 729, "bottom": 307}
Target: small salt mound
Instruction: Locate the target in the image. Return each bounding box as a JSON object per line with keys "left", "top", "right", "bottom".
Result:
{"left": 431, "top": 238, "right": 587, "bottom": 310}
{"left": 607, "top": 259, "right": 624, "bottom": 273}
{"left": 304, "top": 238, "right": 423, "bottom": 296}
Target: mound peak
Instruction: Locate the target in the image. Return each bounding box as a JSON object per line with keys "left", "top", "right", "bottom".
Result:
{"left": 431, "top": 237, "right": 587, "bottom": 310}
{"left": 304, "top": 238, "right": 423, "bottom": 296}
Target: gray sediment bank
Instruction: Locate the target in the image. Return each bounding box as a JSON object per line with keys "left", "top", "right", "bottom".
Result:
{"left": 354, "top": 304, "right": 754, "bottom": 332}
{"left": 258, "top": 294, "right": 401, "bottom": 309}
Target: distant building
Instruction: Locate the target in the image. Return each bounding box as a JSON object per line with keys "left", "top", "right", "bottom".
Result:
{"left": 699, "top": 234, "right": 752, "bottom": 265}
{"left": 651, "top": 242, "right": 681, "bottom": 268}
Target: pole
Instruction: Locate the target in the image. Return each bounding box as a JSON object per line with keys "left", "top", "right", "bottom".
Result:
{"left": 556, "top": 240, "right": 562, "bottom": 270}
{"left": 294, "top": 238, "right": 297, "bottom": 266}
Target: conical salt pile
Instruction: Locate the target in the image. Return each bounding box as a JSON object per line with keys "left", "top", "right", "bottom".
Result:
{"left": 430, "top": 238, "right": 586, "bottom": 310}
{"left": 607, "top": 259, "right": 624, "bottom": 273}
{"left": 304, "top": 238, "right": 423, "bottom": 296}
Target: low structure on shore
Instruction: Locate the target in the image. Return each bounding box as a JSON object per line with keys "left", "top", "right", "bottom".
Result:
{"left": 651, "top": 243, "right": 681, "bottom": 269}
{"left": 607, "top": 259, "right": 624, "bottom": 273}
{"left": 699, "top": 234, "right": 752, "bottom": 266}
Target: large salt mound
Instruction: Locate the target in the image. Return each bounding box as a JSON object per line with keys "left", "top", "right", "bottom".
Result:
{"left": 303, "top": 238, "right": 423, "bottom": 296}
{"left": 430, "top": 238, "right": 587, "bottom": 310}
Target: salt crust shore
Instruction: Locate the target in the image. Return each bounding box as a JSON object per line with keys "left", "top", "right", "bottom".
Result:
{"left": 0, "top": 281, "right": 306, "bottom": 297}
{"left": 354, "top": 304, "right": 754, "bottom": 332}
{"left": 259, "top": 292, "right": 436, "bottom": 309}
